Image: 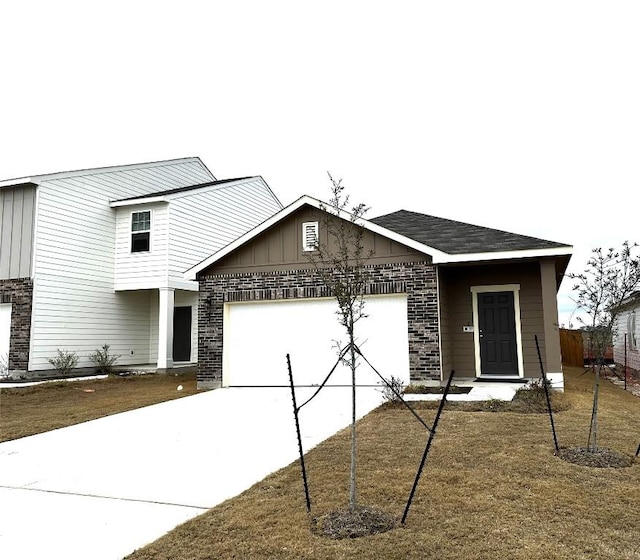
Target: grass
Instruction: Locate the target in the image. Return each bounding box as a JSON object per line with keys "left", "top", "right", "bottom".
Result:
{"left": 126, "top": 367, "right": 640, "bottom": 560}
{"left": 0, "top": 372, "right": 198, "bottom": 442}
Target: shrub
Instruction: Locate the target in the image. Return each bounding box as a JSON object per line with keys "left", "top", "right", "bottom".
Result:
{"left": 514, "top": 379, "right": 550, "bottom": 404}
{"left": 47, "top": 349, "right": 78, "bottom": 375}
{"left": 88, "top": 343, "right": 121, "bottom": 374}
{"left": 378, "top": 375, "right": 405, "bottom": 403}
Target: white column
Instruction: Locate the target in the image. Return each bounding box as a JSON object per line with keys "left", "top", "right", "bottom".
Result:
{"left": 158, "top": 288, "right": 175, "bottom": 370}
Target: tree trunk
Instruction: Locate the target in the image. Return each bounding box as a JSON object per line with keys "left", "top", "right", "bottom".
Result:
{"left": 349, "top": 320, "right": 357, "bottom": 512}
{"left": 587, "top": 363, "right": 601, "bottom": 452}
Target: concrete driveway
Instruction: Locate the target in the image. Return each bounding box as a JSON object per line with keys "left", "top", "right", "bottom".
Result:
{"left": 0, "top": 386, "right": 385, "bottom": 560}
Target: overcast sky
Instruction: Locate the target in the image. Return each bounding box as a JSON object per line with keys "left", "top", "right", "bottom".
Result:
{"left": 1, "top": 1, "right": 638, "bottom": 327}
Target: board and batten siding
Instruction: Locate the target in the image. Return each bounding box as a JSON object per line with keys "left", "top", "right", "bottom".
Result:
{"left": 167, "top": 178, "right": 283, "bottom": 283}
{"left": 28, "top": 159, "right": 214, "bottom": 370}
{"left": 0, "top": 185, "right": 36, "bottom": 280}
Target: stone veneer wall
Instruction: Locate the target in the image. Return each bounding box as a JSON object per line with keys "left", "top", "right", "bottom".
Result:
{"left": 0, "top": 278, "right": 33, "bottom": 373}
{"left": 197, "top": 262, "right": 439, "bottom": 388}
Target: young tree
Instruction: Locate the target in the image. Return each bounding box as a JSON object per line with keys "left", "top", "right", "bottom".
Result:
{"left": 569, "top": 242, "right": 640, "bottom": 451}
{"left": 308, "top": 173, "right": 371, "bottom": 513}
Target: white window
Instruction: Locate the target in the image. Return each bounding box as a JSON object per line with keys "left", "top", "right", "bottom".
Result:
{"left": 131, "top": 211, "right": 151, "bottom": 252}
{"left": 302, "top": 221, "right": 318, "bottom": 251}
{"left": 628, "top": 311, "right": 637, "bottom": 351}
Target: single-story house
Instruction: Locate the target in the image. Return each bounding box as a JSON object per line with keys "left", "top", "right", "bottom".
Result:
{"left": 186, "top": 196, "right": 572, "bottom": 390}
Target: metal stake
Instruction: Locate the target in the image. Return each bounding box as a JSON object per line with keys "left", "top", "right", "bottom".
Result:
{"left": 401, "top": 369, "right": 455, "bottom": 525}
{"left": 287, "top": 354, "right": 311, "bottom": 513}
{"left": 535, "top": 335, "right": 560, "bottom": 453}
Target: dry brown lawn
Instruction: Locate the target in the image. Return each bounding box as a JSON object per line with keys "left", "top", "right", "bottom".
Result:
{"left": 0, "top": 372, "right": 198, "bottom": 442}
{"left": 126, "top": 367, "right": 640, "bottom": 560}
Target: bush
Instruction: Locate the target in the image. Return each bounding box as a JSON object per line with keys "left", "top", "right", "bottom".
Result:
{"left": 378, "top": 375, "right": 405, "bottom": 403}
{"left": 514, "top": 378, "right": 550, "bottom": 403}
{"left": 47, "top": 349, "right": 78, "bottom": 375}
{"left": 88, "top": 343, "right": 121, "bottom": 374}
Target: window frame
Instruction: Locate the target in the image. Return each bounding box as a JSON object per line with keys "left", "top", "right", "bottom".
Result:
{"left": 131, "top": 210, "right": 152, "bottom": 253}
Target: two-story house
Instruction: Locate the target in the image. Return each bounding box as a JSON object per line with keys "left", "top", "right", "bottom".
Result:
{"left": 0, "top": 157, "right": 282, "bottom": 377}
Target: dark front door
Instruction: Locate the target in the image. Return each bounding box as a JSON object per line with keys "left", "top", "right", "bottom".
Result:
{"left": 173, "top": 306, "right": 192, "bottom": 362}
{"left": 478, "top": 291, "right": 519, "bottom": 376}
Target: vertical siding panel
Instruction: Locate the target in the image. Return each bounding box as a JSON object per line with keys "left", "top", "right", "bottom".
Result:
{"left": 8, "top": 189, "right": 23, "bottom": 278}
{"left": 19, "top": 188, "right": 35, "bottom": 276}
{"left": 0, "top": 190, "right": 12, "bottom": 277}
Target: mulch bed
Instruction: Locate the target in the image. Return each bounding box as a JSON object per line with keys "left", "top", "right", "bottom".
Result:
{"left": 557, "top": 446, "right": 635, "bottom": 468}
{"left": 312, "top": 506, "right": 398, "bottom": 539}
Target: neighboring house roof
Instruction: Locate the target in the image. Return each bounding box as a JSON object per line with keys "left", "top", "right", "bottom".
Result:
{"left": 0, "top": 157, "right": 214, "bottom": 189}
{"left": 185, "top": 195, "right": 573, "bottom": 279}
{"left": 370, "top": 210, "right": 570, "bottom": 255}
{"left": 611, "top": 290, "right": 640, "bottom": 311}
{"left": 109, "top": 177, "right": 256, "bottom": 207}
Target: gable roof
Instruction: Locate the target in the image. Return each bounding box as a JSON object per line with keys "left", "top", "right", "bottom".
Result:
{"left": 109, "top": 177, "right": 255, "bottom": 207}
{"left": 370, "top": 210, "right": 569, "bottom": 255}
{"left": 185, "top": 195, "right": 573, "bottom": 279}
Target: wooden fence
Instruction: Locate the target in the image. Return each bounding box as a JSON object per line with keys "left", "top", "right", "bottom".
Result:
{"left": 560, "top": 328, "right": 584, "bottom": 366}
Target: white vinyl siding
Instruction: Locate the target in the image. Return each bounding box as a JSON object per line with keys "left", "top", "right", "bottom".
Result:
{"left": 28, "top": 159, "right": 213, "bottom": 370}
{"left": 114, "top": 204, "right": 169, "bottom": 290}
{"left": 167, "top": 178, "right": 282, "bottom": 282}
{"left": 614, "top": 303, "right": 640, "bottom": 373}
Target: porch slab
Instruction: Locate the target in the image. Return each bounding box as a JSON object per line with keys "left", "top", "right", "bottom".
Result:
{"left": 404, "top": 381, "right": 519, "bottom": 402}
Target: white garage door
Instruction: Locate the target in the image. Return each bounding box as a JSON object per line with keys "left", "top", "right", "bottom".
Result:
{"left": 223, "top": 294, "right": 410, "bottom": 387}
{"left": 0, "top": 304, "right": 11, "bottom": 372}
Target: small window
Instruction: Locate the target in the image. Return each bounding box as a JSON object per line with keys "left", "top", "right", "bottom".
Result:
{"left": 131, "top": 211, "right": 151, "bottom": 252}
{"left": 302, "top": 221, "right": 318, "bottom": 251}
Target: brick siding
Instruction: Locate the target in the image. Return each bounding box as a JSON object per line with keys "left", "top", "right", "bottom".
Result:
{"left": 197, "top": 262, "right": 440, "bottom": 387}
{"left": 0, "top": 278, "right": 33, "bottom": 373}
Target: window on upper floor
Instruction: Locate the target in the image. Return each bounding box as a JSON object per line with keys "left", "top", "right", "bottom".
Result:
{"left": 131, "top": 211, "right": 151, "bottom": 252}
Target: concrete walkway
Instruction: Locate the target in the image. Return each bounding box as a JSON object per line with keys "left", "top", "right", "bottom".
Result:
{"left": 0, "top": 386, "right": 385, "bottom": 560}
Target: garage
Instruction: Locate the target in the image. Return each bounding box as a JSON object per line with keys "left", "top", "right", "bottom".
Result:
{"left": 0, "top": 303, "right": 11, "bottom": 372}
{"left": 222, "top": 294, "right": 409, "bottom": 387}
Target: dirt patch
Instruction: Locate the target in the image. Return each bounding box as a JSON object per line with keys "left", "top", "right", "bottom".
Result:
{"left": 312, "top": 506, "right": 397, "bottom": 539}
{"left": 557, "top": 446, "right": 635, "bottom": 468}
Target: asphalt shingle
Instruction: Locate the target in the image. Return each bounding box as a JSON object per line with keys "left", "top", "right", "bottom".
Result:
{"left": 370, "top": 210, "right": 570, "bottom": 255}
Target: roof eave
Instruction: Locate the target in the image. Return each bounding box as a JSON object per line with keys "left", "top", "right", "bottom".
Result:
{"left": 109, "top": 177, "right": 263, "bottom": 207}
{"left": 434, "top": 246, "right": 573, "bottom": 264}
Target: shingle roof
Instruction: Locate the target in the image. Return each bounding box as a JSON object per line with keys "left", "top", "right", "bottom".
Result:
{"left": 110, "top": 177, "right": 252, "bottom": 203}
{"left": 370, "top": 210, "right": 570, "bottom": 255}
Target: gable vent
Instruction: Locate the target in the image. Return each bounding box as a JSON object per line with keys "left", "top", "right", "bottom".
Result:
{"left": 302, "top": 222, "right": 319, "bottom": 251}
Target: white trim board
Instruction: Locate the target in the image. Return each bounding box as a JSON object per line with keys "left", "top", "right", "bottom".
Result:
{"left": 470, "top": 284, "right": 524, "bottom": 378}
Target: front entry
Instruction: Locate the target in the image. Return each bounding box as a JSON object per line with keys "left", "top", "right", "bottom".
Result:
{"left": 172, "top": 306, "right": 192, "bottom": 362}
{"left": 477, "top": 291, "right": 519, "bottom": 376}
